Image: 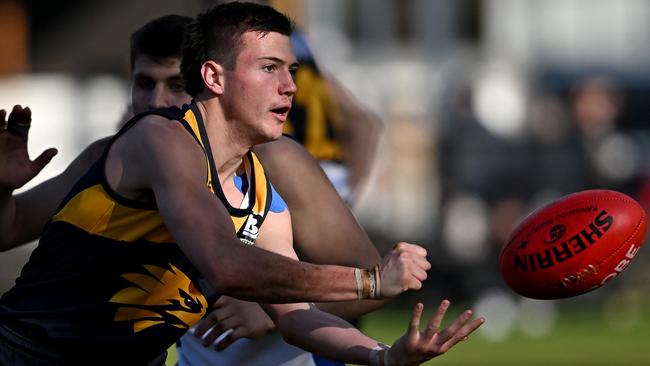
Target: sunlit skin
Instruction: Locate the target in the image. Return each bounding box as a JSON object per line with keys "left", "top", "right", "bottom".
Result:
{"left": 214, "top": 31, "right": 298, "bottom": 147}
{"left": 131, "top": 56, "right": 191, "bottom": 114}
{"left": 0, "top": 27, "right": 484, "bottom": 365}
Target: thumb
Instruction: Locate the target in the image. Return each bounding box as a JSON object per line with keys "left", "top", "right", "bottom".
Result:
{"left": 32, "top": 148, "right": 58, "bottom": 173}
{"left": 390, "top": 303, "right": 424, "bottom": 366}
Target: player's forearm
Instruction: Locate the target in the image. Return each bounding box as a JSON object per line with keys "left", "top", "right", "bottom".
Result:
{"left": 0, "top": 190, "right": 57, "bottom": 251}
{"left": 203, "top": 244, "right": 363, "bottom": 303}
{"left": 194, "top": 217, "right": 421, "bottom": 306}
{"left": 3, "top": 176, "right": 76, "bottom": 249}
{"left": 0, "top": 188, "right": 18, "bottom": 250}
{"left": 315, "top": 298, "right": 387, "bottom": 321}
{"left": 271, "top": 304, "right": 379, "bottom": 365}
{"left": 165, "top": 191, "right": 370, "bottom": 303}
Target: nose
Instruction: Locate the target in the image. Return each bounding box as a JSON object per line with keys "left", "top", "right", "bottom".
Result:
{"left": 280, "top": 70, "right": 297, "bottom": 97}
{"left": 148, "top": 84, "right": 168, "bottom": 110}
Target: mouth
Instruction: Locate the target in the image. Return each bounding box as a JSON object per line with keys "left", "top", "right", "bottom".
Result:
{"left": 270, "top": 105, "right": 291, "bottom": 122}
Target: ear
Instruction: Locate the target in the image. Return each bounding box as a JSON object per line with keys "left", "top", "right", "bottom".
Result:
{"left": 200, "top": 60, "right": 225, "bottom": 96}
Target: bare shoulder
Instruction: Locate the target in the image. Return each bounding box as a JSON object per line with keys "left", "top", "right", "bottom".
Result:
{"left": 107, "top": 114, "right": 206, "bottom": 194}
{"left": 121, "top": 114, "right": 198, "bottom": 156}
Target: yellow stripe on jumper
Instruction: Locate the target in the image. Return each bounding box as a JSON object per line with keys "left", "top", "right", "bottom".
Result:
{"left": 52, "top": 184, "right": 173, "bottom": 243}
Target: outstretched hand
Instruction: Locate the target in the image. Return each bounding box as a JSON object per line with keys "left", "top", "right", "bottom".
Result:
{"left": 0, "top": 105, "right": 57, "bottom": 192}
{"left": 385, "top": 300, "right": 485, "bottom": 366}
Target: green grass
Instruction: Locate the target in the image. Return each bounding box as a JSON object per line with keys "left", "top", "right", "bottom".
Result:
{"left": 166, "top": 300, "right": 650, "bottom": 366}
{"left": 166, "top": 347, "right": 178, "bottom": 365}
{"left": 356, "top": 303, "right": 650, "bottom": 366}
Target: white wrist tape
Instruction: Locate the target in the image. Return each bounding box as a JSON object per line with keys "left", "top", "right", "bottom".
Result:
{"left": 372, "top": 264, "right": 381, "bottom": 299}
{"left": 354, "top": 268, "right": 363, "bottom": 299}
{"left": 356, "top": 265, "right": 382, "bottom": 300}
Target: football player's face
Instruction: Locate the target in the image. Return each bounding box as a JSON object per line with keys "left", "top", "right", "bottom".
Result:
{"left": 220, "top": 31, "right": 298, "bottom": 143}
{"left": 131, "top": 56, "right": 191, "bottom": 114}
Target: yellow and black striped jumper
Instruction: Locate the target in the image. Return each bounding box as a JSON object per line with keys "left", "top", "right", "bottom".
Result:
{"left": 0, "top": 103, "right": 273, "bottom": 364}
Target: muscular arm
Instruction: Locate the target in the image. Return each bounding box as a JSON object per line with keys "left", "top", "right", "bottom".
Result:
{"left": 265, "top": 303, "right": 377, "bottom": 364}
{"left": 254, "top": 136, "right": 386, "bottom": 319}
{"left": 114, "top": 117, "right": 420, "bottom": 303}
{"left": 266, "top": 300, "right": 484, "bottom": 366}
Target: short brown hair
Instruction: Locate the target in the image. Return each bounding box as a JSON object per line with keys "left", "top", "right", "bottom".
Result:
{"left": 130, "top": 15, "right": 193, "bottom": 70}
{"left": 181, "top": 1, "right": 294, "bottom": 97}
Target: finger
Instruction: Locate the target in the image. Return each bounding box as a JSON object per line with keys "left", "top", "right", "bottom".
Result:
{"left": 7, "top": 105, "right": 26, "bottom": 123}
{"left": 9, "top": 105, "right": 23, "bottom": 116}
{"left": 438, "top": 310, "right": 474, "bottom": 344}
{"left": 217, "top": 316, "right": 240, "bottom": 333}
{"left": 425, "top": 299, "right": 449, "bottom": 339}
{"left": 409, "top": 266, "right": 428, "bottom": 282}
{"left": 212, "top": 299, "right": 237, "bottom": 320}
{"left": 412, "top": 255, "right": 432, "bottom": 271}
{"left": 441, "top": 317, "right": 485, "bottom": 351}
{"left": 0, "top": 109, "right": 6, "bottom": 129}
{"left": 393, "top": 242, "right": 427, "bottom": 256}
{"left": 214, "top": 328, "right": 237, "bottom": 351}
{"left": 400, "top": 242, "right": 428, "bottom": 257}
{"left": 7, "top": 105, "right": 31, "bottom": 137}
{"left": 194, "top": 313, "right": 219, "bottom": 338}
{"left": 22, "top": 106, "right": 31, "bottom": 121}
{"left": 406, "top": 276, "right": 423, "bottom": 291}
{"left": 32, "top": 148, "right": 58, "bottom": 173}
{"left": 213, "top": 296, "right": 230, "bottom": 308}
{"left": 201, "top": 322, "right": 227, "bottom": 347}
{"left": 211, "top": 296, "right": 237, "bottom": 321}
{"left": 213, "top": 307, "right": 236, "bottom": 324}
{"left": 407, "top": 303, "right": 424, "bottom": 338}
{"left": 395, "top": 250, "right": 430, "bottom": 274}
{"left": 201, "top": 311, "right": 241, "bottom": 346}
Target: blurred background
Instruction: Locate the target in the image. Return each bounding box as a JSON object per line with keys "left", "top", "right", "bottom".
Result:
{"left": 2, "top": 0, "right": 650, "bottom": 364}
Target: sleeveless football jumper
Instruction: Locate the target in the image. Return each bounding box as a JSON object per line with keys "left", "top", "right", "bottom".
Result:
{"left": 0, "top": 103, "right": 273, "bottom": 364}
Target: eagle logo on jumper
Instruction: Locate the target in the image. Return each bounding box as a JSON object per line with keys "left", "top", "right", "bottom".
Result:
{"left": 110, "top": 263, "right": 208, "bottom": 333}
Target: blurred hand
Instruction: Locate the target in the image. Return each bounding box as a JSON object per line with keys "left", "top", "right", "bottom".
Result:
{"left": 193, "top": 295, "right": 275, "bottom": 351}
{"left": 387, "top": 300, "right": 485, "bottom": 365}
{"left": 0, "top": 105, "right": 57, "bottom": 193}
{"left": 379, "top": 242, "right": 431, "bottom": 298}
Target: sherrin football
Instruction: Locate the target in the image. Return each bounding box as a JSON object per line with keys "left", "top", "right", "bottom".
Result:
{"left": 499, "top": 189, "right": 647, "bottom": 299}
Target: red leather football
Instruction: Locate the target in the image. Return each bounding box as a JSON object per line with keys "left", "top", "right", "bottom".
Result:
{"left": 499, "top": 189, "right": 647, "bottom": 299}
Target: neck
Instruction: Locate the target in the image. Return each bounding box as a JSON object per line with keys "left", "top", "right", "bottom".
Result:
{"left": 195, "top": 99, "right": 251, "bottom": 185}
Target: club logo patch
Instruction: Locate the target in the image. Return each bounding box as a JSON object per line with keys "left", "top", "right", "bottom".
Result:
{"left": 110, "top": 263, "right": 208, "bottom": 333}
